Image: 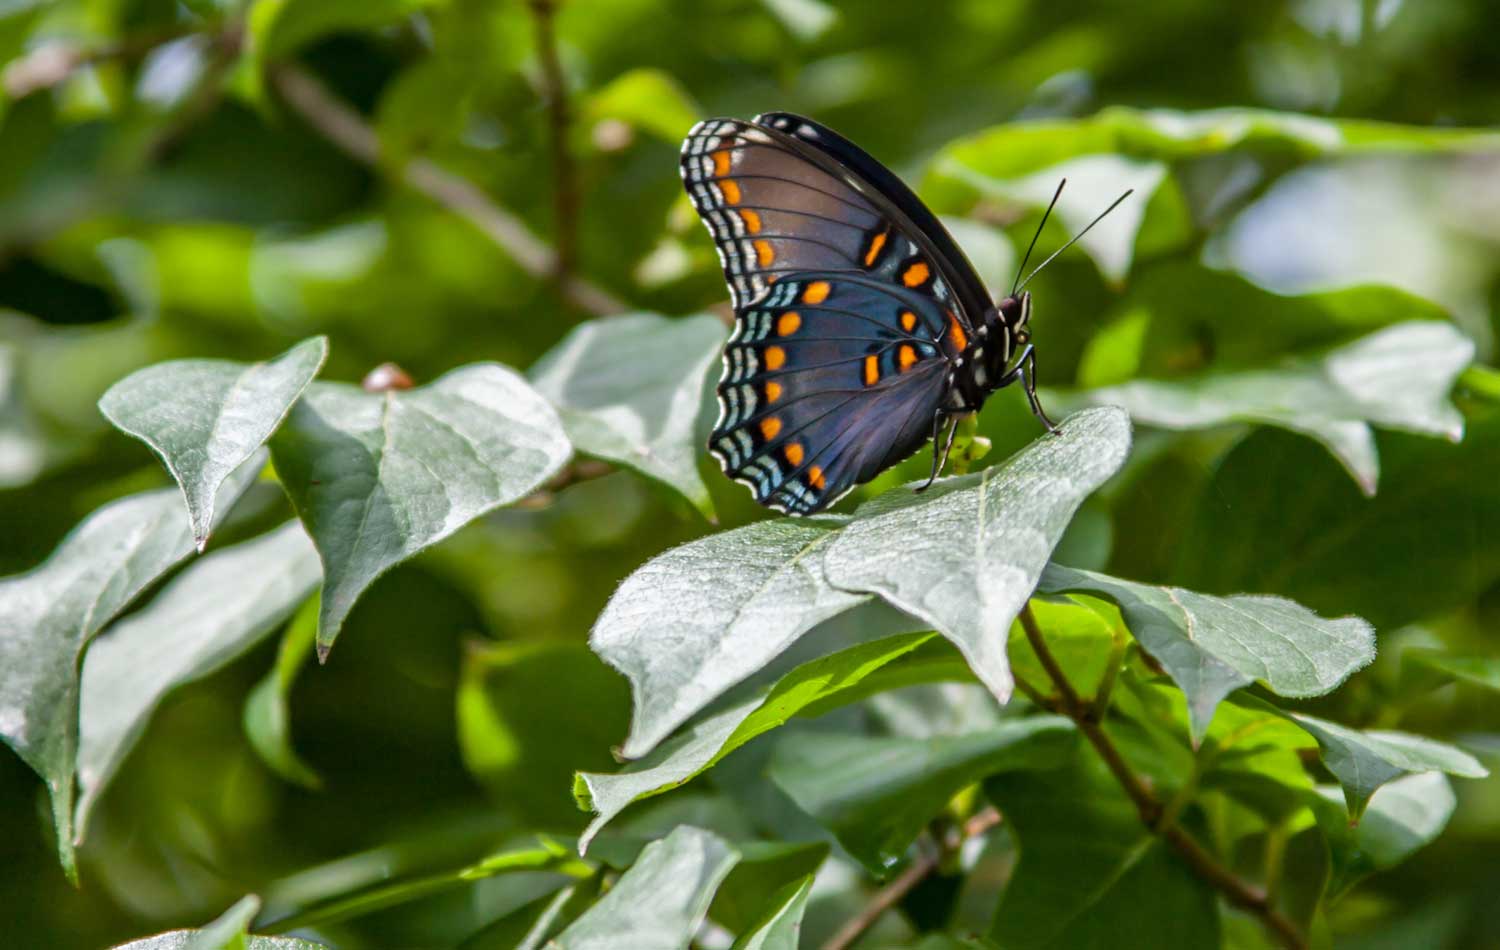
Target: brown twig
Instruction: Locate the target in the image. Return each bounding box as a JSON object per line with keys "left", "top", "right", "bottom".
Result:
{"left": 513, "top": 458, "right": 616, "bottom": 508}
{"left": 1018, "top": 603, "right": 1308, "bottom": 950}
{"left": 822, "top": 808, "right": 1002, "bottom": 950}
{"left": 2, "top": 24, "right": 194, "bottom": 98}
{"left": 269, "top": 64, "right": 627, "bottom": 318}
{"left": 527, "top": 0, "right": 579, "bottom": 283}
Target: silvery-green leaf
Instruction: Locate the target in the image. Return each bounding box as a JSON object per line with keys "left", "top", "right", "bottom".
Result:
{"left": 1081, "top": 321, "right": 1473, "bottom": 494}
{"left": 592, "top": 518, "right": 868, "bottom": 760}
{"left": 823, "top": 407, "right": 1131, "bottom": 705}
{"left": 112, "top": 892, "right": 321, "bottom": 950}
{"left": 529, "top": 314, "right": 723, "bottom": 517}
{"left": 99, "top": 337, "right": 327, "bottom": 549}
{"left": 729, "top": 876, "right": 814, "bottom": 950}
{"left": 1039, "top": 564, "right": 1375, "bottom": 740}
{"left": 269, "top": 364, "right": 571, "bottom": 657}
{"left": 1311, "top": 772, "right": 1456, "bottom": 897}
{"left": 0, "top": 453, "right": 262, "bottom": 877}
{"left": 76, "top": 521, "right": 321, "bottom": 838}
{"left": 551, "top": 826, "right": 739, "bottom": 950}
{"left": 1290, "top": 714, "right": 1487, "bottom": 819}
{"left": 576, "top": 632, "right": 935, "bottom": 852}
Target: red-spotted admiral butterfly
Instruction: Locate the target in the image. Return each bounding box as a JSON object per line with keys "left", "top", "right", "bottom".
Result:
{"left": 682, "top": 112, "right": 1129, "bottom": 515}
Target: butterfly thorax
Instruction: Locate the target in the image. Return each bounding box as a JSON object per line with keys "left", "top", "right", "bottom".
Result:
{"left": 950, "top": 291, "right": 1031, "bottom": 410}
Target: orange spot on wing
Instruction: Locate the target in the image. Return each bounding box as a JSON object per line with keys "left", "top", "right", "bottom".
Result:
{"left": 777, "top": 311, "right": 801, "bottom": 336}
{"left": 863, "top": 230, "right": 888, "bottom": 267}
{"left": 808, "top": 465, "right": 825, "bottom": 489}
{"left": 902, "top": 261, "right": 931, "bottom": 287}
{"left": 863, "top": 354, "right": 879, "bottom": 386}
{"left": 720, "top": 179, "right": 741, "bottom": 204}
{"left": 802, "top": 281, "right": 831, "bottom": 304}
{"left": 754, "top": 239, "right": 775, "bottom": 266}
{"left": 948, "top": 312, "right": 969, "bottom": 351}
{"left": 899, "top": 344, "right": 918, "bottom": 371}
{"left": 784, "top": 442, "right": 805, "bottom": 466}
{"left": 712, "top": 149, "right": 732, "bottom": 177}
{"left": 765, "top": 345, "right": 786, "bottom": 370}
{"left": 765, "top": 380, "right": 783, "bottom": 401}
{"left": 759, "top": 416, "right": 782, "bottom": 440}
{"left": 740, "top": 209, "right": 761, "bottom": 233}
{"left": 900, "top": 310, "right": 917, "bottom": 332}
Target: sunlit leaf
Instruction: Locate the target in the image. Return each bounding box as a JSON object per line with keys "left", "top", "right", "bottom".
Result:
{"left": 1082, "top": 321, "right": 1473, "bottom": 494}
{"left": 591, "top": 518, "right": 869, "bottom": 760}
{"left": 112, "top": 894, "right": 327, "bottom": 948}
{"left": 0, "top": 454, "right": 262, "bottom": 877}
{"left": 551, "top": 826, "right": 739, "bottom": 950}
{"left": 269, "top": 364, "right": 571, "bottom": 657}
{"left": 824, "top": 407, "right": 1132, "bottom": 705}
{"left": 76, "top": 521, "right": 320, "bottom": 838}
{"left": 575, "top": 632, "right": 936, "bottom": 851}
{"left": 1039, "top": 564, "right": 1375, "bottom": 740}
{"left": 583, "top": 69, "right": 700, "bottom": 143}
{"left": 759, "top": 0, "right": 838, "bottom": 41}
{"left": 768, "top": 716, "right": 1075, "bottom": 874}
{"left": 1289, "top": 714, "right": 1487, "bottom": 819}
{"left": 529, "top": 313, "right": 723, "bottom": 517}
{"left": 99, "top": 337, "right": 327, "bottom": 549}
{"left": 729, "top": 876, "right": 814, "bottom": 950}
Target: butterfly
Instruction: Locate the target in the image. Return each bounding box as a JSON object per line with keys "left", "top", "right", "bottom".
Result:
{"left": 681, "top": 112, "right": 1129, "bottom": 515}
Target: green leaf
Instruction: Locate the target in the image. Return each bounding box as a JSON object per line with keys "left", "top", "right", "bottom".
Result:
{"left": 459, "top": 877, "right": 601, "bottom": 950}
{"left": 758, "top": 0, "right": 838, "bottom": 41}
{"left": 1310, "top": 772, "right": 1456, "bottom": 897}
{"left": 76, "top": 521, "right": 321, "bottom": 839}
{"left": 1288, "top": 714, "right": 1487, "bottom": 819}
{"left": 551, "top": 826, "right": 739, "bottom": 950}
{"left": 250, "top": 0, "right": 441, "bottom": 64}
{"left": 824, "top": 407, "right": 1132, "bottom": 705}
{"left": 99, "top": 337, "right": 327, "bottom": 550}
{"left": 1006, "top": 596, "right": 1120, "bottom": 700}
{"left": 529, "top": 314, "right": 723, "bottom": 517}
{"left": 1402, "top": 648, "right": 1500, "bottom": 693}
{"left": 575, "top": 631, "right": 936, "bottom": 851}
{"left": 768, "top": 716, "right": 1076, "bottom": 874}
{"left": 458, "top": 640, "right": 630, "bottom": 826}
{"left": 0, "top": 454, "right": 262, "bottom": 877}
{"left": 591, "top": 518, "right": 869, "bottom": 760}
{"left": 583, "top": 70, "right": 700, "bottom": 143}
{"left": 985, "top": 757, "right": 1220, "bottom": 948}
{"left": 1082, "top": 322, "right": 1473, "bottom": 495}
{"left": 243, "top": 593, "right": 322, "bottom": 789}
{"left": 729, "top": 875, "right": 814, "bottom": 950}
{"left": 269, "top": 364, "right": 571, "bottom": 658}
{"left": 112, "top": 895, "right": 327, "bottom": 948}
{"left": 1039, "top": 564, "right": 1375, "bottom": 740}
{"left": 710, "top": 840, "right": 827, "bottom": 933}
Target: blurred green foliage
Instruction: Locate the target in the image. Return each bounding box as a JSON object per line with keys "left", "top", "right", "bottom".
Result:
{"left": 3, "top": 0, "right": 1500, "bottom": 948}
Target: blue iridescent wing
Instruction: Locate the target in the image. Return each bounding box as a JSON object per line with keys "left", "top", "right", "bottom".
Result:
{"left": 681, "top": 117, "right": 977, "bottom": 514}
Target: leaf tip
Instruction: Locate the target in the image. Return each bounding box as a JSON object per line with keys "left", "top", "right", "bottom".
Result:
{"left": 315, "top": 640, "right": 332, "bottom": 664}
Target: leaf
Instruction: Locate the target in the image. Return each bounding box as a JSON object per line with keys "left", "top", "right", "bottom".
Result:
{"left": 0, "top": 454, "right": 263, "bottom": 877}
{"left": 529, "top": 314, "right": 723, "bottom": 517}
{"left": 111, "top": 895, "right": 327, "bottom": 948}
{"left": 1082, "top": 322, "right": 1473, "bottom": 494}
{"left": 243, "top": 594, "right": 322, "bottom": 789}
{"left": 1039, "top": 564, "right": 1376, "bottom": 740}
{"left": 590, "top": 518, "right": 869, "bottom": 760}
{"left": 767, "top": 716, "right": 1076, "bottom": 874}
{"left": 458, "top": 640, "right": 630, "bottom": 826}
{"left": 1006, "top": 595, "right": 1120, "bottom": 701}
{"left": 1402, "top": 648, "right": 1500, "bottom": 693}
{"left": 249, "top": 0, "right": 440, "bottom": 64}
{"left": 459, "top": 878, "right": 601, "bottom": 950}
{"left": 550, "top": 826, "right": 739, "bottom": 950}
{"left": 269, "top": 364, "right": 571, "bottom": 657}
{"left": 76, "top": 521, "right": 321, "bottom": 839}
{"left": 582, "top": 70, "right": 700, "bottom": 143}
{"left": 710, "top": 841, "right": 827, "bottom": 933}
{"left": 823, "top": 407, "right": 1132, "bottom": 705}
{"left": 1309, "top": 772, "right": 1456, "bottom": 897}
{"left": 729, "top": 876, "right": 814, "bottom": 950}
{"left": 575, "top": 631, "right": 936, "bottom": 852}
{"left": 99, "top": 337, "right": 328, "bottom": 550}
{"left": 758, "top": 0, "right": 838, "bottom": 41}
{"left": 1288, "top": 714, "right": 1487, "bottom": 819}
{"left": 985, "top": 756, "right": 1221, "bottom": 948}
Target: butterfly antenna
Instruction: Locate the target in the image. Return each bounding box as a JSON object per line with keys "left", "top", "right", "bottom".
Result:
{"left": 1014, "top": 188, "right": 1135, "bottom": 293}
{"left": 1010, "top": 179, "right": 1066, "bottom": 295}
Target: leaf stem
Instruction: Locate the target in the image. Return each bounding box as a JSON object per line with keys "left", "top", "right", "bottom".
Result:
{"left": 1018, "top": 602, "right": 1307, "bottom": 950}
{"left": 821, "top": 807, "right": 1002, "bottom": 950}
{"left": 270, "top": 64, "right": 627, "bottom": 317}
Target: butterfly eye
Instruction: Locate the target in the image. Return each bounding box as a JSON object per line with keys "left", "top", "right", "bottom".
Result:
{"left": 1015, "top": 329, "right": 1031, "bottom": 347}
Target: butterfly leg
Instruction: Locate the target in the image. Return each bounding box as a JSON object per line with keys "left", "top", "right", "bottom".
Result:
{"left": 915, "top": 411, "right": 960, "bottom": 493}
{"left": 1002, "top": 344, "right": 1060, "bottom": 434}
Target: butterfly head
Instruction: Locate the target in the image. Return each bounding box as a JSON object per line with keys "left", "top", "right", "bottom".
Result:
{"left": 998, "top": 291, "right": 1032, "bottom": 348}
